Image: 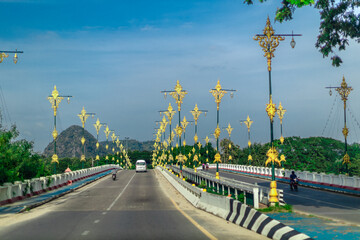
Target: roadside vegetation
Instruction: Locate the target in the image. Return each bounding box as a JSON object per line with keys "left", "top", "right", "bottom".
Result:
{"left": 220, "top": 137, "right": 360, "bottom": 176}
{"left": 0, "top": 123, "right": 152, "bottom": 185}
{"left": 258, "top": 203, "right": 293, "bottom": 213}
{"left": 2, "top": 118, "right": 359, "bottom": 186}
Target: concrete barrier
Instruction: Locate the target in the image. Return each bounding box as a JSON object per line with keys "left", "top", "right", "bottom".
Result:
{"left": 158, "top": 166, "right": 312, "bottom": 240}
{"left": 160, "top": 168, "right": 201, "bottom": 206}
{"left": 197, "top": 191, "right": 229, "bottom": 219}
{"left": 0, "top": 164, "right": 119, "bottom": 206}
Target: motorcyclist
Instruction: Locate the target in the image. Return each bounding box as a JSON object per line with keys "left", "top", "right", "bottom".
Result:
{"left": 290, "top": 171, "right": 298, "bottom": 190}
{"left": 112, "top": 169, "right": 117, "bottom": 180}
{"left": 290, "top": 171, "right": 297, "bottom": 183}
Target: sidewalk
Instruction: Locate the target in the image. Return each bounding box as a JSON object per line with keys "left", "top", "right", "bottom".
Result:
{"left": 0, "top": 170, "right": 113, "bottom": 214}
{"left": 267, "top": 212, "right": 360, "bottom": 240}
{"left": 218, "top": 168, "right": 360, "bottom": 239}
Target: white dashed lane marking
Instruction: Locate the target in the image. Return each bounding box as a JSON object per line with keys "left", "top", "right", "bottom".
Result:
{"left": 107, "top": 172, "right": 136, "bottom": 211}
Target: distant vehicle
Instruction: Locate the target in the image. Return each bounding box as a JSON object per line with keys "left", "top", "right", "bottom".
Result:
{"left": 136, "top": 160, "right": 147, "bottom": 172}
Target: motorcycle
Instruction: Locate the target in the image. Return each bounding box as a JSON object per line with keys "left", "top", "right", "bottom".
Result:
{"left": 112, "top": 173, "right": 116, "bottom": 181}
{"left": 290, "top": 178, "right": 298, "bottom": 191}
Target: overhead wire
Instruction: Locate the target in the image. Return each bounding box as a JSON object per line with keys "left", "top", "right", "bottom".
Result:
{"left": 321, "top": 94, "right": 338, "bottom": 136}
{"left": 327, "top": 97, "right": 341, "bottom": 139}
{"left": 0, "top": 85, "right": 12, "bottom": 126}
{"left": 347, "top": 103, "right": 360, "bottom": 143}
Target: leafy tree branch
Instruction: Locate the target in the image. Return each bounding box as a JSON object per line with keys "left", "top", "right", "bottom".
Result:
{"left": 244, "top": 0, "right": 360, "bottom": 66}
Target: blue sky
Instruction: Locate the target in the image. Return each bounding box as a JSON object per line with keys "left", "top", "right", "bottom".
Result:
{"left": 0, "top": 0, "right": 359, "bottom": 152}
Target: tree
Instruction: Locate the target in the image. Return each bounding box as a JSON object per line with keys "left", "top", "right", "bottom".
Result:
{"left": 0, "top": 125, "right": 45, "bottom": 184}
{"left": 244, "top": 0, "right": 360, "bottom": 67}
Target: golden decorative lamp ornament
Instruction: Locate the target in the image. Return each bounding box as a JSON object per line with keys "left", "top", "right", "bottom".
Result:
{"left": 210, "top": 80, "right": 235, "bottom": 179}
{"left": 48, "top": 85, "right": 72, "bottom": 173}
{"left": 326, "top": 76, "right": 353, "bottom": 174}
{"left": 254, "top": 17, "right": 301, "bottom": 205}
{"left": 78, "top": 107, "right": 95, "bottom": 167}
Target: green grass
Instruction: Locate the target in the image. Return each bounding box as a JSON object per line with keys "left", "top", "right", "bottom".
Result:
{"left": 198, "top": 180, "right": 206, "bottom": 188}
{"left": 258, "top": 203, "right": 293, "bottom": 213}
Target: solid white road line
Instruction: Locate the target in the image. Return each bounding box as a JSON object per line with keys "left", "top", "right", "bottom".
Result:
{"left": 106, "top": 172, "right": 136, "bottom": 211}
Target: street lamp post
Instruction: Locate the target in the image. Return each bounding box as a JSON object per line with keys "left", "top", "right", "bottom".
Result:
{"left": 160, "top": 103, "right": 176, "bottom": 165}
{"left": 161, "top": 116, "right": 168, "bottom": 140}
{"left": 104, "top": 125, "right": 111, "bottom": 164}
{"left": 277, "top": 103, "right": 287, "bottom": 168}
{"left": 0, "top": 49, "right": 23, "bottom": 64}
{"left": 161, "top": 80, "right": 187, "bottom": 176}
{"left": 116, "top": 137, "right": 121, "bottom": 165}
{"left": 194, "top": 141, "right": 202, "bottom": 171}
{"left": 254, "top": 17, "right": 301, "bottom": 205}
{"left": 204, "top": 136, "right": 210, "bottom": 163}
{"left": 94, "top": 119, "right": 106, "bottom": 166}
{"left": 111, "top": 132, "right": 117, "bottom": 163}
{"left": 78, "top": 107, "right": 95, "bottom": 169}
{"left": 326, "top": 76, "right": 353, "bottom": 174}
{"left": 156, "top": 116, "right": 168, "bottom": 145}
{"left": 181, "top": 116, "right": 193, "bottom": 147}
{"left": 210, "top": 79, "right": 235, "bottom": 179}
{"left": 190, "top": 104, "right": 208, "bottom": 168}
{"left": 120, "top": 143, "right": 125, "bottom": 167}
{"left": 190, "top": 104, "right": 208, "bottom": 143}
{"left": 240, "top": 116, "right": 253, "bottom": 165}
{"left": 225, "top": 123, "right": 233, "bottom": 164}
{"left": 48, "top": 86, "right": 72, "bottom": 174}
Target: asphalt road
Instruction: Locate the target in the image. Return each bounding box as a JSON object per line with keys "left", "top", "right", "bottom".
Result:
{"left": 0, "top": 170, "right": 266, "bottom": 240}
{"left": 209, "top": 169, "right": 360, "bottom": 225}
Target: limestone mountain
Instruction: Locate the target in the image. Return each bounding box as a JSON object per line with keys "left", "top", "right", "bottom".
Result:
{"left": 43, "top": 125, "right": 154, "bottom": 158}
{"left": 43, "top": 125, "right": 101, "bottom": 158}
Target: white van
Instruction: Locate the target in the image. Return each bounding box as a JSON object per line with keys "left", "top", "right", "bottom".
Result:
{"left": 135, "top": 160, "right": 147, "bottom": 172}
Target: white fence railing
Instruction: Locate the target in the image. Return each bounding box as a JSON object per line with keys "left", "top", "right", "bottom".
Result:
{"left": 0, "top": 164, "right": 119, "bottom": 205}
{"left": 209, "top": 163, "right": 360, "bottom": 191}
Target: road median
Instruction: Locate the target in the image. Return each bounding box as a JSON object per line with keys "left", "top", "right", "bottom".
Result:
{"left": 157, "top": 166, "right": 313, "bottom": 240}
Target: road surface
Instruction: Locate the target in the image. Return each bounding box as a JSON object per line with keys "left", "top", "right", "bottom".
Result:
{"left": 0, "top": 169, "right": 266, "bottom": 240}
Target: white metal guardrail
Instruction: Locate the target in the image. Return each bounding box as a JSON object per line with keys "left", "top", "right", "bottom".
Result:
{"left": 213, "top": 163, "right": 360, "bottom": 193}
{"left": 171, "top": 165, "right": 285, "bottom": 208}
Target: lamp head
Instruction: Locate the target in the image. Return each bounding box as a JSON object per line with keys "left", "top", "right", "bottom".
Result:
{"left": 290, "top": 32, "right": 296, "bottom": 49}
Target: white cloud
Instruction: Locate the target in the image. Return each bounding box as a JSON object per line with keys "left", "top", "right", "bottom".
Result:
{"left": 140, "top": 25, "right": 158, "bottom": 32}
